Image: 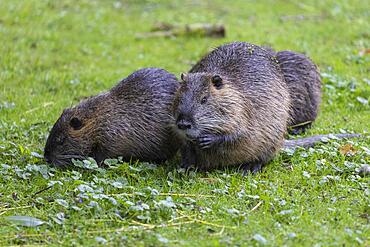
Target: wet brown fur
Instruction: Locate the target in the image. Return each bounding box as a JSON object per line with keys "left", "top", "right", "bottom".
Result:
{"left": 276, "top": 50, "right": 322, "bottom": 133}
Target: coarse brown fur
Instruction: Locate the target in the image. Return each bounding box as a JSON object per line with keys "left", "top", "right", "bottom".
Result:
{"left": 173, "top": 42, "right": 291, "bottom": 172}
{"left": 44, "top": 68, "right": 180, "bottom": 167}
{"left": 276, "top": 50, "right": 322, "bottom": 134}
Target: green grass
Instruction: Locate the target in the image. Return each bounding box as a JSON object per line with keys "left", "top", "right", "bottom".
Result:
{"left": 0, "top": 0, "right": 369, "bottom": 246}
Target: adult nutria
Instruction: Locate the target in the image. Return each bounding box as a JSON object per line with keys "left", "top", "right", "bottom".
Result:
{"left": 276, "top": 50, "right": 322, "bottom": 134}
{"left": 174, "top": 42, "right": 359, "bottom": 173}
{"left": 44, "top": 68, "right": 180, "bottom": 167}
{"left": 173, "top": 42, "right": 291, "bottom": 173}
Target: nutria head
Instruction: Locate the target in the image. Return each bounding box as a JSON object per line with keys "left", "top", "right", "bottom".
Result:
{"left": 173, "top": 72, "right": 243, "bottom": 141}
{"left": 44, "top": 95, "right": 105, "bottom": 167}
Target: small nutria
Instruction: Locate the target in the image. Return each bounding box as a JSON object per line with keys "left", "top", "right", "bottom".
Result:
{"left": 276, "top": 50, "right": 322, "bottom": 134}
{"left": 173, "top": 42, "right": 291, "bottom": 173}
{"left": 44, "top": 68, "right": 180, "bottom": 167}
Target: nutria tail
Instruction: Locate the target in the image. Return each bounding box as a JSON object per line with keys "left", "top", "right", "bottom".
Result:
{"left": 283, "top": 133, "right": 362, "bottom": 149}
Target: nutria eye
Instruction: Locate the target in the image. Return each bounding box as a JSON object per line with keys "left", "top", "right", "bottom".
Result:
{"left": 212, "top": 75, "right": 223, "bottom": 89}
{"left": 70, "top": 117, "right": 82, "bottom": 130}
{"left": 201, "top": 96, "right": 208, "bottom": 104}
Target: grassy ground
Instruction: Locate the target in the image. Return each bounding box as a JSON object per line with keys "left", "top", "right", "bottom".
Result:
{"left": 0, "top": 0, "right": 369, "bottom": 246}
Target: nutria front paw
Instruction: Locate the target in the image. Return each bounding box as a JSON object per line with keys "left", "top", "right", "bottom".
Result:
{"left": 198, "top": 134, "right": 221, "bottom": 149}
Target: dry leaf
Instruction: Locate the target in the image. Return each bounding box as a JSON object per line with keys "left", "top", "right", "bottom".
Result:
{"left": 358, "top": 48, "right": 370, "bottom": 56}
{"left": 339, "top": 144, "right": 357, "bottom": 156}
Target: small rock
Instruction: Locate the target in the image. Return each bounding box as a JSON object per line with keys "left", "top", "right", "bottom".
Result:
{"left": 358, "top": 164, "right": 370, "bottom": 177}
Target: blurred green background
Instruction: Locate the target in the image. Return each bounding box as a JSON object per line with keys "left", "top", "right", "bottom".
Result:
{"left": 0, "top": 1, "right": 369, "bottom": 246}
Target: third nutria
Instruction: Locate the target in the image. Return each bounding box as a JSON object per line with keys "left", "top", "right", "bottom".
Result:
{"left": 276, "top": 50, "right": 322, "bottom": 134}
{"left": 173, "top": 42, "right": 291, "bottom": 172}
{"left": 44, "top": 68, "right": 180, "bottom": 167}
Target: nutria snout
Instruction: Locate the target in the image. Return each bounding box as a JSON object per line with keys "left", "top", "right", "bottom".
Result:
{"left": 176, "top": 114, "right": 193, "bottom": 130}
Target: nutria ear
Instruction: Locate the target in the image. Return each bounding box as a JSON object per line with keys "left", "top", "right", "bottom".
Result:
{"left": 70, "top": 117, "right": 83, "bottom": 130}
{"left": 211, "top": 75, "right": 223, "bottom": 89}
{"left": 180, "top": 73, "right": 187, "bottom": 82}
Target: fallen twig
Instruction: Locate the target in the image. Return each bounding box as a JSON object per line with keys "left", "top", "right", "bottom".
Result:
{"left": 289, "top": 120, "right": 312, "bottom": 129}
{"left": 32, "top": 186, "right": 53, "bottom": 197}
{"left": 137, "top": 23, "right": 225, "bottom": 39}
{"left": 250, "top": 201, "right": 263, "bottom": 212}
{"left": 167, "top": 214, "right": 196, "bottom": 223}
{"left": 1, "top": 232, "right": 55, "bottom": 241}
{"left": 0, "top": 205, "right": 33, "bottom": 215}
{"left": 25, "top": 102, "right": 54, "bottom": 114}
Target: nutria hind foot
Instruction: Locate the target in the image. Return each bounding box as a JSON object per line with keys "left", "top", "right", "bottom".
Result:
{"left": 239, "top": 162, "right": 263, "bottom": 175}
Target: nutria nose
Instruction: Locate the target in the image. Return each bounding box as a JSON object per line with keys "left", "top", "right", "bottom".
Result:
{"left": 176, "top": 114, "right": 192, "bottom": 130}
{"left": 177, "top": 120, "right": 192, "bottom": 130}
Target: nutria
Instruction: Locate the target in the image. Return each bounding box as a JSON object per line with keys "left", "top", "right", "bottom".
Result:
{"left": 276, "top": 50, "right": 322, "bottom": 134}
{"left": 174, "top": 42, "right": 359, "bottom": 173}
{"left": 173, "top": 42, "right": 291, "bottom": 173}
{"left": 44, "top": 68, "right": 180, "bottom": 167}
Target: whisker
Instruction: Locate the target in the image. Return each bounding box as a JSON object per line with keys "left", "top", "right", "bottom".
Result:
{"left": 56, "top": 154, "right": 85, "bottom": 160}
{"left": 52, "top": 159, "right": 70, "bottom": 168}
